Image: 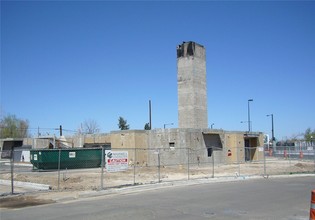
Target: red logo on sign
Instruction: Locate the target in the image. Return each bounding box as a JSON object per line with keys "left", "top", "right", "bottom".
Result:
{"left": 108, "top": 159, "right": 127, "bottom": 163}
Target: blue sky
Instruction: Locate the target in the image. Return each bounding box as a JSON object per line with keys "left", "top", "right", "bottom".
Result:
{"left": 1, "top": 1, "right": 314, "bottom": 140}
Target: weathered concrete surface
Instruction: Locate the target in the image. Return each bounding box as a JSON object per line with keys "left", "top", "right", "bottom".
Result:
{"left": 177, "top": 41, "right": 208, "bottom": 129}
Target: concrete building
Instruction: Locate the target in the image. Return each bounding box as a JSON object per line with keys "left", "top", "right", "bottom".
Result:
{"left": 177, "top": 41, "right": 208, "bottom": 129}
{"left": 14, "top": 128, "right": 264, "bottom": 166}
{"left": 75, "top": 129, "right": 264, "bottom": 165}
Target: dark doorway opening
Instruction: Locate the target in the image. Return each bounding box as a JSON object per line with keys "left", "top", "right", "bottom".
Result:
{"left": 202, "top": 133, "right": 223, "bottom": 157}
{"left": 244, "top": 137, "right": 258, "bottom": 161}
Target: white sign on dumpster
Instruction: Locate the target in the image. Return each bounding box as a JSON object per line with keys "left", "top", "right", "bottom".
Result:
{"left": 105, "top": 151, "right": 128, "bottom": 172}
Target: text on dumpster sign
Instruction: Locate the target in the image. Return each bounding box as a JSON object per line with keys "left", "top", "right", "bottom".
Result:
{"left": 105, "top": 151, "right": 128, "bottom": 172}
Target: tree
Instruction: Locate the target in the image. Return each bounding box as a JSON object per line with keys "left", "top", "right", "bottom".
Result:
{"left": 0, "top": 114, "right": 29, "bottom": 138}
{"left": 81, "top": 119, "right": 100, "bottom": 134}
{"left": 144, "top": 123, "right": 151, "bottom": 130}
{"left": 118, "top": 116, "right": 129, "bottom": 130}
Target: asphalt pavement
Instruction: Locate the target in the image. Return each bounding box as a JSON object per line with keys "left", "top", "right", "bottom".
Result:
{"left": 1, "top": 174, "right": 314, "bottom": 220}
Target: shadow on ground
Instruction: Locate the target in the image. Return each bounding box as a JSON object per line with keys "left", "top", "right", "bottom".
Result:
{"left": 0, "top": 195, "right": 55, "bottom": 209}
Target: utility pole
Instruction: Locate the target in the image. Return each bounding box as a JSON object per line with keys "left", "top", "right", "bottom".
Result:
{"left": 248, "top": 99, "right": 253, "bottom": 132}
{"left": 149, "top": 100, "right": 152, "bottom": 130}
{"left": 267, "top": 114, "right": 275, "bottom": 150}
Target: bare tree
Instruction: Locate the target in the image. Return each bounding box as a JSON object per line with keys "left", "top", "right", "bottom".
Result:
{"left": 82, "top": 119, "right": 100, "bottom": 134}
{"left": 0, "top": 114, "right": 29, "bottom": 138}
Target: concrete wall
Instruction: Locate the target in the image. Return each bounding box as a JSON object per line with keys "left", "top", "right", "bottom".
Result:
{"left": 147, "top": 128, "right": 203, "bottom": 166}
{"left": 224, "top": 132, "right": 265, "bottom": 163}
{"left": 110, "top": 130, "right": 148, "bottom": 166}
{"left": 177, "top": 41, "right": 208, "bottom": 129}
{"left": 146, "top": 128, "right": 227, "bottom": 166}
{"left": 225, "top": 132, "right": 246, "bottom": 163}
{"left": 81, "top": 133, "right": 111, "bottom": 146}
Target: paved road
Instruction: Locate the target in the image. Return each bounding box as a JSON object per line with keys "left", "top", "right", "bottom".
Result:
{"left": 1, "top": 176, "right": 314, "bottom": 220}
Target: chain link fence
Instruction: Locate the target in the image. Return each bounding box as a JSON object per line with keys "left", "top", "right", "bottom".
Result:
{"left": 1, "top": 145, "right": 314, "bottom": 195}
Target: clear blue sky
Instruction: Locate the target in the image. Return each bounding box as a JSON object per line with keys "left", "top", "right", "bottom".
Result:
{"left": 1, "top": 1, "right": 314, "bottom": 140}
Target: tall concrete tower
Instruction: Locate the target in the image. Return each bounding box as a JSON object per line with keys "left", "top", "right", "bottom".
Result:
{"left": 177, "top": 41, "right": 208, "bottom": 129}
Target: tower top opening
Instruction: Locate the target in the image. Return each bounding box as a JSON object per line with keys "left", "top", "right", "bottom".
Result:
{"left": 177, "top": 41, "right": 205, "bottom": 58}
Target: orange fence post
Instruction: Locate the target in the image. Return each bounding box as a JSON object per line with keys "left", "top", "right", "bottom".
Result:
{"left": 284, "top": 150, "right": 287, "bottom": 158}
{"left": 299, "top": 151, "right": 303, "bottom": 159}
{"left": 269, "top": 149, "right": 273, "bottom": 156}
{"left": 310, "top": 190, "right": 315, "bottom": 220}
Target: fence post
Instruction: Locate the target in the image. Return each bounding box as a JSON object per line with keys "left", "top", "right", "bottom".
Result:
{"left": 10, "top": 149, "right": 14, "bottom": 195}
{"left": 237, "top": 146, "right": 241, "bottom": 177}
{"left": 58, "top": 148, "right": 61, "bottom": 191}
{"left": 158, "top": 149, "right": 161, "bottom": 183}
{"left": 263, "top": 145, "right": 267, "bottom": 177}
{"left": 212, "top": 149, "right": 214, "bottom": 178}
{"left": 187, "top": 148, "right": 190, "bottom": 180}
{"left": 288, "top": 146, "right": 291, "bottom": 170}
{"left": 133, "top": 148, "right": 136, "bottom": 185}
{"left": 101, "top": 146, "right": 104, "bottom": 189}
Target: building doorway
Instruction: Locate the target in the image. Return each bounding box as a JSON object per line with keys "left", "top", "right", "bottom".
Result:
{"left": 202, "top": 133, "right": 223, "bottom": 156}
{"left": 244, "top": 137, "right": 258, "bottom": 161}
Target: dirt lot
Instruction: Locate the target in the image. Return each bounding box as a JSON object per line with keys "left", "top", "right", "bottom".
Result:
{"left": 1, "top": 158, "right": 314, "bottom": 191}
{"left": 0, "top": 158, "right": 314, "bottom": 209}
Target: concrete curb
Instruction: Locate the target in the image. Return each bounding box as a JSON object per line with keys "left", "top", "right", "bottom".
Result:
{"left": 4, "top": 162, "right": 33, "bottom": 167}
{"left": 0, "top": 179, "right": 51, "bottom": 190}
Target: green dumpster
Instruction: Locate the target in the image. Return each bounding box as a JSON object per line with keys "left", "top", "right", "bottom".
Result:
{"left": 30, "top": 148, "right": 102, "bottom": 170}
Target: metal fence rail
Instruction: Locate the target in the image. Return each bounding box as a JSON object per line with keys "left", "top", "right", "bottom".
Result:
{"left": 0, "top": 146, "right": 314, "bottom": 195}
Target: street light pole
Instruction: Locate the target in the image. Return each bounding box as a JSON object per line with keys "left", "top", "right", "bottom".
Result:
{"left": 149, "top": 100, "right": 152, "bottom": 130}
{"left": 248, "top": 99, "right": 253, "bottom": 132}
{"left": 266, "top": 114, "right": 274, "bottom": 140}
{"left": 267, "top": 114, "right": 275, "bottom": 149}
{"left": 55, "top": 125, "right": 63, "bottom": 136}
